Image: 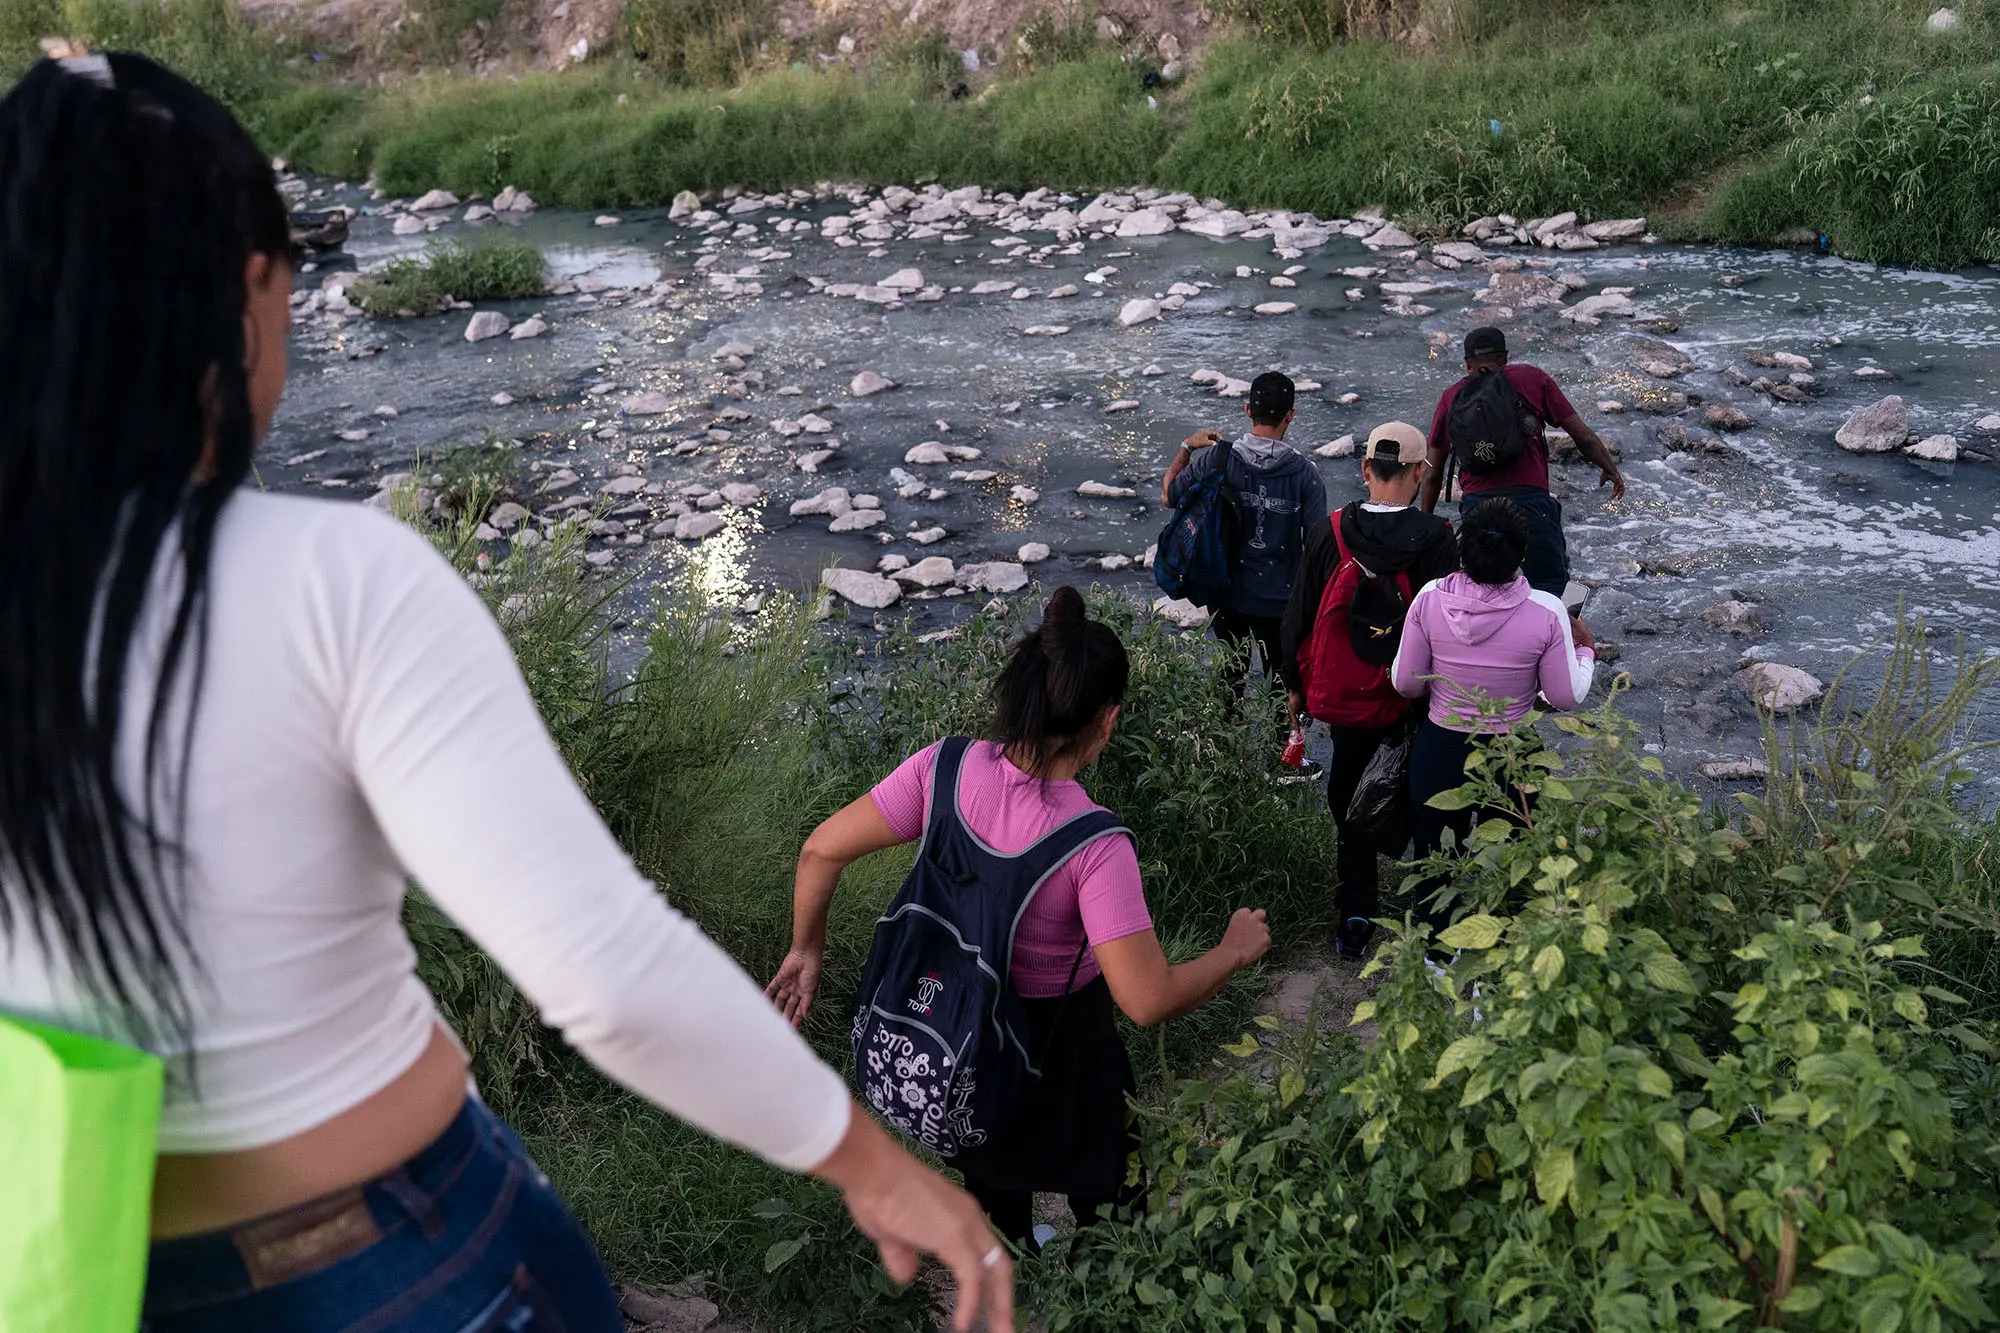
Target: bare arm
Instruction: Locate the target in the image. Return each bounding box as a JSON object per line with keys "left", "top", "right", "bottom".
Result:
{"left": 1092, "top": 908, "right": 1271, "bottom": 1027}
{"left": 1420, "top": 446, "right": 1448, "bottom": 513}
{"left": 1162, "top": 429, "right": 1224, "bottom": 506}
{"left": 1558, "top": 412, "right": 1626, "bottom": 501}
{"left": 767, "top": 795, "right": 906, "bottom": 1026}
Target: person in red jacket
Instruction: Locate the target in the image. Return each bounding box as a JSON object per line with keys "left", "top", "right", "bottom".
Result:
{"left": 1280, "top": 423, "right": 1457, "bottom": 959}
{"left": 1421, "top": 326, "right": 1625, "bottom": 597}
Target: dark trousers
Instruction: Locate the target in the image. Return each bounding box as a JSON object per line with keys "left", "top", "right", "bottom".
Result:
{"left": 1409, "top": 718, "right": 1480, "bottom": 929}
{"left": 1213, "top": 609, "right": 1283, "bottom": 686}
{"left": 955, "top": 979, "right": 1141, "bottom": 1249}
{"left": 1326, "top": 723, "right": 1399, "bottom": 922}
{"left": 1462, "top": 488, "right": 1569, "bottom": 597}
{"left": 964, "top": 1176, "right": 1139, "bottom": 1250}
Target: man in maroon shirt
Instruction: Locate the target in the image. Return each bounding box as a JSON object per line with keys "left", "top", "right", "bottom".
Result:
{"left": 1421, "top": 326, "right": 1626, "bottom": 596}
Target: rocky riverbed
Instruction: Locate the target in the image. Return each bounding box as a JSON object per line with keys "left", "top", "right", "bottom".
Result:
{"left": 269, "top": 174, "right": 2000, "bottom": 787}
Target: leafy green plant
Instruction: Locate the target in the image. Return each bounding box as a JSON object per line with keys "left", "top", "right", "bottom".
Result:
{"left": 1029, "top": 649, "right": 2000, "bottom": 1331}
{"left": 351, "top": 239, "right": 543, "bottom": 317}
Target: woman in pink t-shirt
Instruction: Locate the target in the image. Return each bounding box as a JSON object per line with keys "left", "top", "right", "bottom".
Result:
{"left": 768, "top": 587, "right": 1271, "bottom": 1245}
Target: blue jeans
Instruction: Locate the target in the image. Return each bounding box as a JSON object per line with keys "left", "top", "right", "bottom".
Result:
{"left": 144, "top": 1097, "right": 621, "bottom": 1332}
{"left": 1461, "top": 488, "right": 1569, "bottom": 597}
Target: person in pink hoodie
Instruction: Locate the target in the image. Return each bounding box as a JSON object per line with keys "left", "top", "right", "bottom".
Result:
{"left": 1390, "top": 498, "right": 1597, "bottom": 926}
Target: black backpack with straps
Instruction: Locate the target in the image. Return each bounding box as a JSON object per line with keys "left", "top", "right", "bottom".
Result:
{"left": 1445, "top": 369, "right": 1536, "bottom": 475}
{"left": 849, "top": 738, "right": 1130, "bottom": 1159}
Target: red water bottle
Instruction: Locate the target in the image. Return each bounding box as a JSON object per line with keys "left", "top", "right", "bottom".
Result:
{"left": 1280, "top": 721, "right": 1307, "bottom": 768}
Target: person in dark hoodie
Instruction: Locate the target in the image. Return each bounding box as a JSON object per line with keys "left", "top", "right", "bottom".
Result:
{"left": 1161, "top": 371, "right": 1328, "bottom": 696}
{"left": 1280, "top": 422, "right": 1458, "bottom": 958}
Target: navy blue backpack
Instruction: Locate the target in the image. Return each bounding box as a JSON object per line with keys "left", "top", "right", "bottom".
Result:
{"left": 1153, "top": 439, "right": 1237, "bottom": 609}
{"left": 850, "top": 738, "right": 1130, "bottom": 1159}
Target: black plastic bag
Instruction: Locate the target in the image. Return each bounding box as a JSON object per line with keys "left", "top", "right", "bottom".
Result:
{"left": 1346, "top": 721, "right": 1416, "bottom": 856}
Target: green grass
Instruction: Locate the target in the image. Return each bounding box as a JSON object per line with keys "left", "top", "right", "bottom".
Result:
{"left": 9, "top": 0, "right": 2000, "bottom": 265}
{"left": 350, "top": 239, "right": 543, "bottom": 316}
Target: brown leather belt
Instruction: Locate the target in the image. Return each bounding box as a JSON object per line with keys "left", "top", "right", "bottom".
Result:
{"left": 228, "top": 1187, "right": 383, "bottom": 1290}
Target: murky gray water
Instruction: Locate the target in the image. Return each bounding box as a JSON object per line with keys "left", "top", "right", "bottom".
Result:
{"left": 269, "top": 183, "right": 2000, "bottom": 786}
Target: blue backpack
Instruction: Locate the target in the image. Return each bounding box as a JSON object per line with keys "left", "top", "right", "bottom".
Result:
{"left": 849, "top": 738, "right": 1130, "bottom": 1159}
{"left": 1153, "top": 439, "right": 1237, "bottom": 609}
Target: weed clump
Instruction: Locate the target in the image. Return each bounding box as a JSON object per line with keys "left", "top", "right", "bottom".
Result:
{"left": 351, "top": 239, "right": 543, "bottom": 317}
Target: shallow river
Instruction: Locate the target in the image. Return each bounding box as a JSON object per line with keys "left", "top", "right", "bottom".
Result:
{"left": 268, "top": 184, "right": 2000, "bottom": 786}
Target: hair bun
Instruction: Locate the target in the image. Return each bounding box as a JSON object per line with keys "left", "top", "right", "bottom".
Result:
{"left": 1038, "top": 585, "right": 1086, "bottom": 651}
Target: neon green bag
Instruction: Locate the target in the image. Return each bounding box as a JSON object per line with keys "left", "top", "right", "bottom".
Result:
{"left": 0, "top": 1016, "right": 162, "bottom": 1333}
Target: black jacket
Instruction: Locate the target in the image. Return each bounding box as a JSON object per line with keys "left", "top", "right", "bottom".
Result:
{"left": 1278, "top": 502, "right": 1460, "bottom": 693}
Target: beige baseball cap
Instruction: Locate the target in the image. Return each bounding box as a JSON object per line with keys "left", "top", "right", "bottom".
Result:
{"left": 1364, "top": 421, "right": 1429, "bottom": 465}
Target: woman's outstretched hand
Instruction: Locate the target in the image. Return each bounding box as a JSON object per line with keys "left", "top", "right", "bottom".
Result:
{"left": 766, "top": 947, "right": 824, "bottom": 1027}
{"left": 813, "top": 1107, "right": 1015, "bottom": 1332}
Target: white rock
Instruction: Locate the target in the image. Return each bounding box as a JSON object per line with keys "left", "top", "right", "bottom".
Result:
{"left": 463, "top": 204, "right": 494, "bottom": 224}
{"left": 1974, "top": 414, "right": 2000, "bottom": 434}
{"left": 879, "top": 268, "right": 925, "bottom": 292}
{"left": 1023, "top": 325, "right": 1070, "bottom": 336}
{"left": 1077, "top": 481, "right": 1136, "bottom": 499}
{"left": 1116, "top": 298, "right": 1163, "bottom": 327}
{"left": 1152, "top": 597, "right": 1211, "bottom": 629}
{"left": 1254, "top": 302, "right": 1298, "bottom": 315}
{"left": 488, "top": 502, "right": 529, "bottom": 532}
{"left": 1928, "top": 6, "right": 1962, "bottom": 30}
{"left": 1095, "top": 554, "right": 1133, "bottom": 571}
{"left": 1835, "top": 396, "right": 1911, "bottom": 453}
{"left": 490, "top": 392, "right": 516, "bottom": 406}
{"left": 1216, "top": 378, "right": 1252, "bottom": 398}
{"left": 959, "top": 561, "right": 1030, "bottom": 594}
{"left": 1381, "top": 281, "right": 1446, "bottom": 296}
{"left": 822, "top": 567, "right": 902, "bottom": 609}
{"left": 464, "top": 312, "right": 509, "bottom": 342}
{"left": 972, "top": 279, "right": 1017, "bottom": 295}
{"left": 410, "top": 189, "right": 459, "bottom": 212}
{"left": 621, "top": 391, "right": 675, "bottom": 416}
{"left": 1582, "top": 217, "right": 1647, "bottom": 241}
{"left": 905, "top": 442, "right": 950, "bottom": 465}
{"left": 593, "top": 215, "right": 622, "bottom": 228}
{"left": 892, "top": 556, "right": 957, "bottom": 588}
{"left": 828, "top": 508, "right": 887, "bottom": 533}
{"left": 910, "top": 526, "right": 949, "bottom": 545}
{"left": 1269, "top": 275, "right": 1297, "bottom": 288}
{"left": 790, "top": 487, "right": 852, "bottom": 517}
{"left": 1701, "top": 758, "right": 1771, "bottom": 782}
{"left": 1105, "top": 400, "right": 1140, "bottom": 413}
{"left": 797, "top": 448, "right": 837, "bottom": 473}
{"left": 509, "top": 316, "right": 548, "bottom": 341}
{"left": 1314, "top": 435, "right": 1358, "bottom": 458}
{"left": 1046, "top": 284, "right": 1080, "bottom": 299}
{"left": 854, "top": 286, "right": 901, "bottom": 305}
{"left": 1010, "top": 486, "right": 1040, "bottom": 505}
{"left": 720, "top": 482, "right": 764, "bottom": 507}
{"left": 669, "top": 190, "right": 701, "bottom": 219}
{"left": 674, "top": 512, "right": 726, "bottom": 541}
{"left": 1141, "top": 363, "right": 1166, "bottom": 376}
{"left": 798, "top": 414, "right": 834, "bottom": 434}
{"left": 1562, "top": 293, "right": 1637, "bottom": 325}
{"left": 1736, "top": 663, "right": 1825, "bottom": 714}
{"left": 1907, "top": 434, "right": 1959, "bottom": 462}
{"left": 392, "top": 215, "right": 428, "bottom": 236}
{"left": 850, "top": 370, "right": 897, "bottom": 398}
{"left": 1018, "top": 542, "right": 1051, "bottom": 563}
{"left": 877, "top": 555, "right": 910, "bottom": 573}
{"left": 602, "top": 476, "right": 650, "bottom": 496}
{"left": 1116, "top": 207, "right": 1176, "bottom": 238}
{"left": 1361, "top": 224, "right": 1418, "bottom": 249}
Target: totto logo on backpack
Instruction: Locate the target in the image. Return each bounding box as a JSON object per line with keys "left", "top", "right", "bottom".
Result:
{"left": 1153, "top": 439, "right": 1236, "bottom": 609}
{"left": 1446, "top": 369, "right": 1537, "bottom": 475}
{"left": 850, "top": 738, "right": 1130, "bottom": 1159}
{"left": 1298, "top": 517, "right": 1414, "bottom": 729}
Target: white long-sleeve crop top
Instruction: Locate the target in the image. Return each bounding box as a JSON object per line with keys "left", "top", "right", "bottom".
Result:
{"left": 0, "top": 490, "right": 850, "bottom": 1167}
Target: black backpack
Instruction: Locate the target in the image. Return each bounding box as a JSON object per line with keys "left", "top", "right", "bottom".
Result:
{"left": 849, "top": 738, "right": 1130, "bottom": 1159}
{"left": 1445, "top": 370, "right": 1536, "bottom": 475}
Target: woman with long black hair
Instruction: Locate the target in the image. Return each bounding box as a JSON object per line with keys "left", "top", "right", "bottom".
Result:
{"left": 0, "top": 51, "right": 1010, "bottom": 1331}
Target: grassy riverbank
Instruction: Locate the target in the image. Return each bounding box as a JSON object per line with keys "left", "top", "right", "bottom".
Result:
{"left": 389, "top": 463, "right": 2000, "bottom": 1329}
{"left": 6, "top": 0, "right": 1999, "bottom": 269}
